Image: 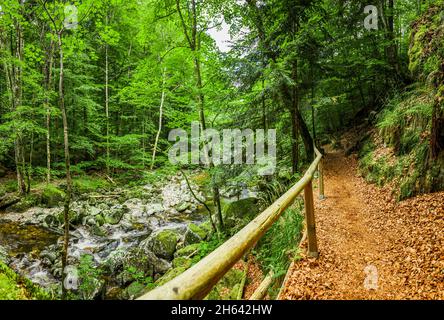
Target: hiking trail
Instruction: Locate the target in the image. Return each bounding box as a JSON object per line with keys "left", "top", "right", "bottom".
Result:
{"left": 279, "top": 149, "right": 444, "bottom": 300}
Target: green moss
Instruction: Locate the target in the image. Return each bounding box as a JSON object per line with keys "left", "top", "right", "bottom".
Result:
{"left": 223, "top": 198, "right": 259, "bottom": 230}
{"left": 9, "top": 194, "right": 40, "bottom": 212}
{"left": 154, "top": 266, "right": 187, "bottom": 287}
{"left": 72, "top": 177, "right": 110, "bottom": 194}
{"left": 150, "top": 230, "right": 178, "bottom": 260}
{"left": 184, "top": 223, "right": 208, "bottom": 245}
{"left": 41, "top": 185, "right": 65, "bottom": 208}
{"left": 125, "top": 281, "right": 146, "bottom": 299}
{"left": 0, "top": 273, "right": 27, "bottom": 300}
{"left": 172, "top": 257, "right": 192, "bottom": 269}
{"left": 0, "top": 263, "right": 53, "bottom": 300}
{"left": 174, "top": 243, "right": 201, "bottom": 258}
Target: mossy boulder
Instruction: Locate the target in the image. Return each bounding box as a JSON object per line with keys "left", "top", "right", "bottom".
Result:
{"left": 175, "top": 202, "right": 190, "bottom": 212}
{"left": 199, "top": 221, "right": 214, "bottom": 234}
{"left": 172, "top": 256, "right": 192, "bottom": 269}
{"left": 142, "top": 230, "right": 178, "bottom": 261}
{"left": 91, "top": 225, "right": 107, "bottom": 237}
{"left": 55, "top": 210, "right": 84, "bottom": 226}
{"left": 174, "top": 243, "right": 201, "bottom": 259}
{"left": 125, "top": 281, "right": 147, "bottom": 299}
{"left": 223, "top": 198, "right": 259, "bottom": 229}
{"left": 41, "top": 185, "right": 65, "bottom": 208}
{"left": 104, "top": 205, "right": 129, "bottom": 225}
{"left": 94, "top": 214, "right": 105, "bottom": 227}
{"left": 7, "top": 195, "right": 39, "bottom": 213}
{"left": 206, "top": 269, "right": 244, "bottom": 300}
{"left": 154, "top": 266, "right": 187, "bottom": 287}
{"left": 0, "top": 194, "right": 21, "bottom": 211}
{"left": 184, "top": 223, "right": 207, "bottom": 246}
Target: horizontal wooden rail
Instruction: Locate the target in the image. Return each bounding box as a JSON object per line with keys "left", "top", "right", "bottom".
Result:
{"left": 138, "top": 147, "right": 323, "bottom": 300}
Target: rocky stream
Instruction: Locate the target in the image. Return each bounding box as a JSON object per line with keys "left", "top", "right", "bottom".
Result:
{"left": 0, "top": 173, "right": 258, "bottom": 299}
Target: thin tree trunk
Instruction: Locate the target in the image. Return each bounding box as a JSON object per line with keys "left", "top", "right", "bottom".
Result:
{"left": 45, "top": 39, "right": 55, "bottom": 184}
{"left": 58, "top": 31, "right": 72, "bottom": 300}
{"left": 176, "top": 0, "right": 224, "bottom": 231}
{"left": 105, "top": 40, "right": 110, "bottom": 175}
{"left": 262, "top": 74, "right": 267, "bottom": 131}
{"left": 11, "top": 20, "right": 26, "bottom": 194}
{"left": 151, "top": 67, "right": 167, "bottom": 170}
{"left": 27, "top": 132, "right": 34, "bottom": 194}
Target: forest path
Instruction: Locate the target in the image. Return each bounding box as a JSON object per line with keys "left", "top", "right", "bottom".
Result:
{"left": 279, "top": 149, "right": 444, "bottom": 300}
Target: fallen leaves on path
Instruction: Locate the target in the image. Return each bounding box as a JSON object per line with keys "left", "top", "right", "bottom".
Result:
{"left": 280, "top": 151, "right": 444, "bottom": 300}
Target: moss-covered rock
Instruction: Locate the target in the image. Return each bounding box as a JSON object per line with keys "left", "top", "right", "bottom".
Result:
{"left": 7, "top": 194, "right": 39, "bottom": 213}
{"left": 199, "top": 221, "right": 214, "bottom": 234}
{"left": 174, "top": 243, "right": 201, "bottom": 258}
{"left": 223, "top": 198, "right": 259, "bottom": 229}
{"left": 175, "top": 202, "right": 190, "bottom": 212}
{"left": 154, "top": 266, "right": 187, "bottom": 287}
{"left": 55, "top": 209, "right": 85, "bottom": 226}
{"left": 125, "top": 281, "right": 147, "bottom": 299}
{"left": 91, "top": 225, "right": 108, "bottom": 237}
{"left": 142, "top": 230, "right": 178, "bottom": 261}
{"left": 0, "top": 194, "right": 21, "bottom": 211}
{"left": 184, "top": 223, "right": 207, "bottom": 246}
{"left": 104, "top": 205, "right": 129, "bottom": 225}
{"left": 172, "top": 256, "right": 192, "bottom": 269}
{"left": 41, "top": 185, "right": 65, "bottom": 208}
{"left": 94, "top": 214, "right": 105, "bottom": 227}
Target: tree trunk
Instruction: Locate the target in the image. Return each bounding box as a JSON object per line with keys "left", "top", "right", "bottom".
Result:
{"left": 151, "top": 67, "right": 167, "bottom": 170}
{"left": 58, "top": 32, "right": 72, "bottom": 300}
{"left": 10, "top": 20, "right": 26, "bottom": 194}
{"left": 105, "top": 21, "right": 110, "bottom": 175}
{"left": 45, "top": 39, "right": 55, "bottom": 184}
{"left": 176, "top": 0, "right": 224, "bottom": 231}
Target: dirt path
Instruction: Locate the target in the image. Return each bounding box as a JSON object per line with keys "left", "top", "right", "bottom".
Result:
{"left": 279, "top": 150, "right": 444, "bottom": 300}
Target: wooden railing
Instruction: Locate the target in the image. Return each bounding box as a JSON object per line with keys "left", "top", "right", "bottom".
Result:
{"left": 138, "top": 147, "right": 324, "bottom": 300}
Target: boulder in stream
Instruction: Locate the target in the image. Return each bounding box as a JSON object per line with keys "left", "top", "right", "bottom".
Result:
{"left": 141, "top": 230, "right": 178, "bottom": 261}
{"left": 223, "top": 197, "right": 259, "bottom": 229}
{"left": 184, "top": 223, "right": 207, "bottom": 246}
{"left": 104, "top": 205, "right": 129, "bottom": 225}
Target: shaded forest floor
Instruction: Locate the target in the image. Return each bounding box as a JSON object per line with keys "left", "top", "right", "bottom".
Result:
{"left": 279, "top": 148, "right": 444, "bottom": 300}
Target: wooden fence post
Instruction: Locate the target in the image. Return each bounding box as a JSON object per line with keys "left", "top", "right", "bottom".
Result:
{"left": 304, "top": 180, "right": 319, "bottom": 258}
{"left": 318, "top": 160, "right": 325, "bottom": 200}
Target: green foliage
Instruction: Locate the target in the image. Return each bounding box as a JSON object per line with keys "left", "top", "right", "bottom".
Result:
{"left": 77, "top": 254, "right": 102, "bottom": 300}
{"left": 0, "top": 262, "right": 54, "bottom": 300}
{"left": 359, "top": 84, "right": 443, "bottom": 199}
{"left": 41, "top": 184, "right": 65, "bottom": 208}
{"left": 0, "top": 273, "right": 27, "bottom": 300}
{"left": 72, "top": 176, "right": 110, "bottom": 194}
{"left": 122, "top": 265, "right": 154, "bottom": 288}
{"left": 255, "top": 206, "right": 304, "bottom": 298}
{"left": 190, "top": 235, "right": 225, "bottom": 265}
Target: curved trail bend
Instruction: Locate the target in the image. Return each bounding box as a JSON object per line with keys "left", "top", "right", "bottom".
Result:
{"left": 280, "top": 150, "right": 444, "bottom": 300}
